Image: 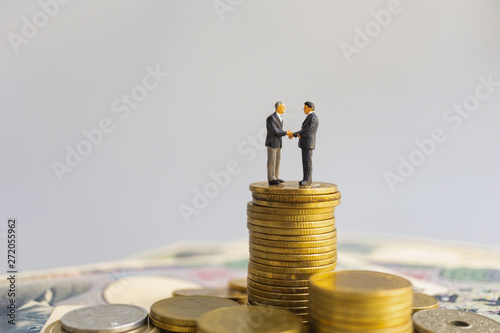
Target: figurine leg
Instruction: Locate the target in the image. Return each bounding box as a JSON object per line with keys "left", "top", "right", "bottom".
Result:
{"left": 275, "top": 148, "right": 284, "bottom": 183}
{"left": 300, "top": 149, "right": 313, "bottom": 185}
{"left": 267, "top": 147, "right": 279, "bottom": 184}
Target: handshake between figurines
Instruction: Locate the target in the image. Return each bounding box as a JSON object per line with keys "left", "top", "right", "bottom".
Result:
{"left": 288, "top": 131, "right": 300, "bottom": 140}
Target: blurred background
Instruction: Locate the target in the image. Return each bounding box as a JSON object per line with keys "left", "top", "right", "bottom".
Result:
{"left": 1, "top": 0, "right": 499, "bottom": 271}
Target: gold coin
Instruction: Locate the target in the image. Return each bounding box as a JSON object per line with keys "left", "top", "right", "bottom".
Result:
{"left": 309, "top": 288, "right": 413, "bottom": 306}
{"left": 250, "top": 181, "right": 338, "bottom": 195}
{"left": 247, "top": 210, "right": 335, "bottom": 222}
{"left": 253, "top": 198, "right": 340, "bottom": 208}
{"left": 249, "top": 254, "right": 336, "bottom": 268}
{"left": 310, "top": 310, "right": 412, "bottom": 328}
{"left": 309, "top": 271, "right": 413, "bottom": 301}
{"left": 247, "top": 285, "right": 309, "bottom": 301}
{"left": 149, "top": 316, "right": 196, "bottom": 332}
{"left": 412, "top": 292, "right": 439, "bottom": 313}
{"left": 248, "top": 266, "right": 319, "bottom": 280}
{"left": 250, "top": 248, "right": 337, "bottom": 261}
{"left": 45, "top": 321, "right": 161, "bottom": 333}
{"left": 247, "top": 202, "right": 335, "bottom": 215}
{"left": 247, "top": 223, "right": 335, "bottom": 236}
{"left": 309, "top": 316, "right": 414, "bottom": 333}
{"left": 249, "top": 235, "right": 336, "bottom": 248}
{"left": 247, "top": 272, "right": 309, "bottom": 287}
{"left": 149, "top": 296, "right": 239, "bottom": 326}
{"left": 247, "top": 217, "right": 335, "bottom": 228}
{"left": 246, "top": 299, "right": 309, "bottom": 314}
{"left": 249, "top": 260, "right": 336, "bottom": 274}
{"left": 309, "top": 293, "right": 412, "bottom": 312}
{"left": 252, "top": 192, "right": 341, "bottom": 203}
{"left": 172, "top": 288, "right": 246, "bottom": 304}
{"left": 249, "top": 230, "right": 337, "bottom": 242}
{"left": 250, "top": 241, "right": 337, "bottom": 255}
{"left": 248, "top": 293, "right": 309, "bottom": 307}
{"left": 197, "top": 306, "right": 303, "bottom": 333}
{"left": 246, "top": 278, "right": 309, "bottom": 294}
{"left": 228, "top": 277, "right": 247, "bottom": 292}
{"left": 310, "top": 301, "right": 412, "bottom": 322}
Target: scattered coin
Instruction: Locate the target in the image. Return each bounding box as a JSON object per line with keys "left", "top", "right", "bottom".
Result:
{"left": 172, "top": 288, "right": 247, "bottom": 304}
{"left": 46, "top": 320, "right": 161, "bottom": 333}
{"left": 60, "top": 304, "right": 148, "bottom": 333}
{"left": 228, "top": 277, "right": 247, "bottom": 292}
{"left": 412, "top": 292, "right": 439, "bottom": 314}
{"left": 413, "top": 309, "right": 500, "bottom": 332}
{"left": 149, "top": 296, "right": 239, "bottom": 327}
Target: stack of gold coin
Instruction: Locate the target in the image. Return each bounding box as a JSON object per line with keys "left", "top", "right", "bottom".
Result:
{"left": 247, "top": 181, "right": 341, "bottom": 326}
{"left": 149, "top": 296, "right": 239, "bottom": 332}
{"left": 309, "top": 270, "right": 414, "bottom": 333}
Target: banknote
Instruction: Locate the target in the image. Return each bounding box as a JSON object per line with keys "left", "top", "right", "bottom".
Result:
{"left": 0, "top": 234, "right": 499, "bottom": 332}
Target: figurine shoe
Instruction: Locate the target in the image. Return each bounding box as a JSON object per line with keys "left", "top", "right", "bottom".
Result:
{"left": 277, "top": 179, "right": 285, "bottom": 183}
{"left": 299, "top": 180, "right": 312, "bottom": 186}
{"left": 268, "top": 180, "right": 280, "bottom": 185}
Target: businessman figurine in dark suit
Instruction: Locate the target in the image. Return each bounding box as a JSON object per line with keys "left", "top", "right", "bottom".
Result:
{"left": 265, "top": 101, "right": 293, "bottom": 185}
{"left": 290, "top": 101, "right": 319, "bottom": 186}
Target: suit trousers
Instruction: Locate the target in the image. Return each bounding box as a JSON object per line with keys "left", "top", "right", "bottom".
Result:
{"left": 301, "top": 149, "right": 313, "bottom": 182}
{"left": 267, "top": 147, "right": 281, "bottom": 182}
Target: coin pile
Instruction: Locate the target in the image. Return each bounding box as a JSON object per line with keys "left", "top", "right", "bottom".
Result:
{"left": 149, "top": 296, "right": 239, "bottom": 332}
{"left": 197, "top": 306, "right": 303, "bottom": 333}
{"left": 45, "top": 304, "right": 159, "bottom": 333}
{"left": 309, "top": 270, "right": 414, "bottom": 333}
{"left": 247, "top": 181, "right": 341, "bottom": 326}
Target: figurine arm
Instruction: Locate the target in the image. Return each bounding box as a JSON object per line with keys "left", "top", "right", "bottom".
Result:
{"left": 268, "top": 117, "right": 287, "bottom": 137}
{"left": 295, "top": 116, "right": 317, "bottom": 137}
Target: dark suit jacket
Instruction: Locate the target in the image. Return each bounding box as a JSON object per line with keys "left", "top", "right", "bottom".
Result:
{"left": 265, "top": 112, "right": 287, "bottom": 148}
{"left": 294, "top": 112, "right": 319, "bottom": 150}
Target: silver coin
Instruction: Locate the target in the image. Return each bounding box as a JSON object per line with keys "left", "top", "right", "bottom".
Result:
{"left": 413, "top": 309, "right": 500, "bottom": 333}
{"left": 61, "top": 304, "right": 148, "bottom": 333}
{"left": 46, "top": 320, "right": 161, "bottom": 333}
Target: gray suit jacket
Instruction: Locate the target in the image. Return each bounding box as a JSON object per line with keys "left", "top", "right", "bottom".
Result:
{"left": 265, "top": 112, "right": 287, "bottom": 148}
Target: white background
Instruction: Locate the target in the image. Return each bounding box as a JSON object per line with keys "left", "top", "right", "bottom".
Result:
{"left": 1, "top": 0, "right": 499, "bottom": 271}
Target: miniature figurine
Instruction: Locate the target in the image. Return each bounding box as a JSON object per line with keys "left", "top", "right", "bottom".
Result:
{"left": 265, "top": 101, "right": 293, "bottom": 185}
{"left": 289, "top": 101, "right": 318, "bottom": 186}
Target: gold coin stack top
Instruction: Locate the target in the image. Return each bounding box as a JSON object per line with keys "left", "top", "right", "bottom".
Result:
{"left": 247, "top": 181, "right": 341, "bottom": 326}
{"left": 309, "top": 270, "right": 414, "bottom": 333}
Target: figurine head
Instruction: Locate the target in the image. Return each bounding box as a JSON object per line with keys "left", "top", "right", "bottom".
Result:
{"left": 275, "top": 101, "right": 286, "bottom": 115}
{"left": 303, "top": 101, "right": 315, "bottom": 114}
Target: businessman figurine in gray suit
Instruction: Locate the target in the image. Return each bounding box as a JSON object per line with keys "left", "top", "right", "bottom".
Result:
{"left": 290, "top": 101, "right": 319, "bottom": 186}
{"left": 265, "top": 101, "right": 293, "bottom": 185}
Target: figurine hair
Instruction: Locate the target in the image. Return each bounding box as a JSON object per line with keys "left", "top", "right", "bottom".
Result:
{"left": 275, "top": 101, "right": 284, "bottom": 110}
{"left": 304, "top": 101, "right": 315, "bottom": 111}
